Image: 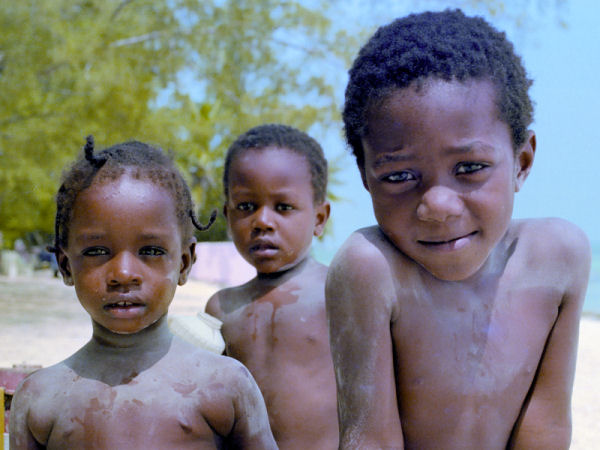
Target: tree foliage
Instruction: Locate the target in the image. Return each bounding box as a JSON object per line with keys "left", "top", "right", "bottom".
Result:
{"left": 0, "top": 0, "right": 567, "bottom": 247}
{"left": 0, "top": 0, "right": 358, "bottom": 246}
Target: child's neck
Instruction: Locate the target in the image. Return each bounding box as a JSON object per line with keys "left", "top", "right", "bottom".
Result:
{"left": 90, "top": 314, "right": 173, "bottom": 352}
{"left": 256, "top": 255, "right": 313, "bottom": 283}
{"left": 65, "top": 315, "right": 174, "bottom": 386}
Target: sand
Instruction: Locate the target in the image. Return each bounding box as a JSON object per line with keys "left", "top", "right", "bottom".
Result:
{"left": 0, "top": 275, "right": 598, "bottom": 447}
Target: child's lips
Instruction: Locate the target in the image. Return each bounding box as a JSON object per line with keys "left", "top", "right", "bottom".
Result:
{"left": 249, "top": 240, "right": 279, "bottom": 257}
{"left": 103, "top": 297, "right": 146, "bottom": 317}
{"left": 418, "top": 231, "right": 478, "bottom": 250}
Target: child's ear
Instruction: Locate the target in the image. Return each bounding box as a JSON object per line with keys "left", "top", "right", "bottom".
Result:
{"left": 178, "top": 239, "right": 196, "bottom": 286}
{"left": 514, "top": 130, "right": 536, "bottom": 192}
{"left": 313, "top": 200, "right": 331, "bottom": 237}
{"left": 56, "top": 248, "right": 74, "bottom": 286}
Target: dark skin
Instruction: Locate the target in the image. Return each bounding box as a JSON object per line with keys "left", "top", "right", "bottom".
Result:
{"left": 10, "top": 174, "right": 276, "bottom": 449}
{"left": 206, "top": 147, "right": 338, "bottom": 449}
{"left": 326, "top": 80, "right": 591, "bottom": 449}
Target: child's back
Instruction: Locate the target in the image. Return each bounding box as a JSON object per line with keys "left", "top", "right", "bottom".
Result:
{"left": 206, "top": 124, "right": 338, "bottom": 449}
{"left": 10, "top": 137, "right": 276, "bottom": 449}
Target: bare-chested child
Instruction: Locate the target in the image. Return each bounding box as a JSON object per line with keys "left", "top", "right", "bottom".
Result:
{"left": 205, "top": 124, "right": 338, "bottom": 449}
{"left": 10, "top": 137, "right": 276, "bottom": 449}
{"left": 326, "top": 9, "right": 591, "bottom": 450}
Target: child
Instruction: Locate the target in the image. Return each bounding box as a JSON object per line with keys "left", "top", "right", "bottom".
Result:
{"left": 205, "top": 124, "right": 339, "bottom": 449}
{"left": 10, "top": 137, "right": 276, "bottom": 449}
{"left": 326, "top": 9, "right": 591, "bottom": 449}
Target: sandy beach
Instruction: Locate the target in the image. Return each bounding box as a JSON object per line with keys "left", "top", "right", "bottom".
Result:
{"left": 1, "top": 274, "right": 598, "bottom": 447}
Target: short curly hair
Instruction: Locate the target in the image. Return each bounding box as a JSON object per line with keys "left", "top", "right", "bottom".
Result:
{"left": 343, "top": 9, "right": 534, "bottom": 168}
{"left": 223, "top": 123, "right": 328, "bottom": 203}
{"left": 49, "top": 136, "right": 214, "bottom": 253}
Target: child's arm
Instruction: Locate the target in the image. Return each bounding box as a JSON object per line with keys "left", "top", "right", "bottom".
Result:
{"left": 227, "top": 362, "right": 277, "bottom": 449}
{"left": 9, "top": 376, "right": 47, "bottom": 449}
{"left": 509, "top": 221, "right": 591, "bottom": 449}
{"left": 326, "top": 231, "right": 404, "bottom": 449}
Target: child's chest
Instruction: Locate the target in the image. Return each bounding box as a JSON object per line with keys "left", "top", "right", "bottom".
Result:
{"left": 36, "top": 375, "right": 222, "bottom": 449}
{"left": 221, "top": 291, "right": 330, "bottom": 362}
{"left": 391, "top": 270, "right": 563, "bottom": 401}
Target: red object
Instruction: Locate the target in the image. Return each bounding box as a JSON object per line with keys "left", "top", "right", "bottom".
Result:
{"left": 1, "top": 365, "right": 41, "bottom": 433}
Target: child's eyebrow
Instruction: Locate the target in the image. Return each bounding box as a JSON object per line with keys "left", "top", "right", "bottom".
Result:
{"left": 444, "top": 142, "right": 497, "bottom": 156}
{"left": 72, "top": 233, "right": 105, "bottom": 243}
{"left": 372, "top": 152, "right": 415, "bottom": 169}
{"left": 139, "top": 232, "right": 171, "bottom": 241}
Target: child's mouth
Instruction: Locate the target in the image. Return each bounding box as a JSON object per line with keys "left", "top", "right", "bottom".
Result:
{"left": 250, "top": 241, "right": 279, "bottom": 257}
{"left": 104, "top": 300, "right": 145, "bottom": 317}
{"left": 418, "top": 231, "right": 478, "bottom": 248}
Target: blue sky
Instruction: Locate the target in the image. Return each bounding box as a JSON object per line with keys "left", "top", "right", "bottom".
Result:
{"left": 315, "top": 0, "right": 600, "bottom": 258}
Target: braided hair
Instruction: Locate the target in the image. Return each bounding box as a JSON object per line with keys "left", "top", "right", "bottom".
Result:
{"left": 48, "top": 136, "right": 215, "bottom": 253}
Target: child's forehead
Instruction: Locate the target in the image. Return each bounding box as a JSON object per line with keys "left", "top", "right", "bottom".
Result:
{"left": 228, "top": 147, "right": 314, "bottom": 194}
{"left": 232, "top": 146, "right": 311, "bottom": 175}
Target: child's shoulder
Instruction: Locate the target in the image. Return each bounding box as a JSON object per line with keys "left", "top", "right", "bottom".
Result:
{"left": 512, "top": 217, "right": 590, "bottom": 263}
{"left": 329, "top": 226, "right": 410, "bottom": 287}
{"left": 205, "top": 282, "right": 253, "bottom": 318}
{"left": 172, "top": 337, "right": 260, "bottom": 393}
{"left": 13, "top": 361, "right": 73, "bottom": 400}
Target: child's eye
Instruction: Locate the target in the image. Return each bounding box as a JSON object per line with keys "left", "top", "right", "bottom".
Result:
{"left": 276, "top": 203, "right": 293, "bottom": 212}
{"left": 456, "top": 162, "right": 487, "bottom": 175}
{"left": 236, "top": 202, "right": 255, "bottom": 212}
{"left": 381, "top": 171, "right": 416, "bottom": 183}
{"left": 139, "top": 246, "right": 166, "bottom": 256}
{"left": 82, "top": 247, "right": 109, "bottom": 257}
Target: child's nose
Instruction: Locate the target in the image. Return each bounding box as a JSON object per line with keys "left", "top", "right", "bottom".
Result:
{"left": 252, "top": 206, "right": 275, "bottom": 231}
{"left": 416, "top": 185, "right": 463, "bottom": 222}
{"left": 107, "top": 251, "right": 142, "bottom": 286}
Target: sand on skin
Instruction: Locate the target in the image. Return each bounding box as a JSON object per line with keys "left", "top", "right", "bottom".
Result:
{"left": 0, "top": 275, "right": 598, "bottom": 448}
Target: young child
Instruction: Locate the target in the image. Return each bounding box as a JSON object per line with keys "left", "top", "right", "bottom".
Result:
{"left": 326, "top": 9, "right": 591, "bottom": 449}
{"left": 10, "top": 137, "right": 276, "bottom": 449}
{"left": 205, "top": 124, "right": 339, "bottom": 449}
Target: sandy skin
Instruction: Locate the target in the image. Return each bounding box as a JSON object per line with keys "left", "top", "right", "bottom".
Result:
{"left": 207, "top": 257, "right": 339, "bottom": 450}
{"left": 10, "top": 174, "right": 276, "bottom": 449}
{"left": 326, "top": 80, "right": 591, "bottom": 449}
{"left": 10, "top": 318, "right": 274, "bottom": 449}
{"left": 207, "top": 144, "right": 338, "bottom": 449}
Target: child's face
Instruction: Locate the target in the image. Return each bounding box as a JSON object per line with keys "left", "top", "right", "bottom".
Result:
{"left": 225, "top": 147, "right": 329, "bottom": 274}
{"left": 57, "top": 174, "right": 194, "bottom": 334}
{"left": 360, "top": 79, "right": 534, "bottom": 281}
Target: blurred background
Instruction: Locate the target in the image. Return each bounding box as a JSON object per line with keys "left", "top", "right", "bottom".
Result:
{"left": 0, "top": 0, "right": 598, "bottom": 312}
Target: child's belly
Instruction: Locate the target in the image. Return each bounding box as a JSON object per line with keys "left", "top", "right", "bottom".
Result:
{"left": 391, "top": 288, "right": 560, "bottom": 448}
{"left": 222, "top": 309, "right": 338, "bottom": 449}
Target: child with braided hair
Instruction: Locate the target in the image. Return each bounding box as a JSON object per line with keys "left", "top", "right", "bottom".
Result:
{"left": 10, "top": 137, "right": 276, "bottom": 449}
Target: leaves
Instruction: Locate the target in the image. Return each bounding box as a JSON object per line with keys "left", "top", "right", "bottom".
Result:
{"left": 0, "top": 0, "right": 354, "bottom": 245}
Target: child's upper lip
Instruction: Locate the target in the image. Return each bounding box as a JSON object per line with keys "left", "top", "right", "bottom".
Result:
{"left": 249, "top": 239, "right": 279, "bottom": 252}
{"left": 418, "top": 230, "right": 478, "bottom": 245}
{"left": 103, "top": 295, "right": 144, "bottom": 307}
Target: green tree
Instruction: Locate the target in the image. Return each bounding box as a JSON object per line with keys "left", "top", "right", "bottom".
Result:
{"left": 0, "top": 0, "right": 358, "bottom": 246}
